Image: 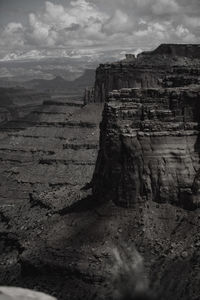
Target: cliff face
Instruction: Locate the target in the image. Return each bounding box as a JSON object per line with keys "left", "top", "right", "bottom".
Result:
{"left": 93, "top": 87, "right": 200, "bottom": 209}
{"left": 94, "top": 44, "right": 200, "bottom": 102}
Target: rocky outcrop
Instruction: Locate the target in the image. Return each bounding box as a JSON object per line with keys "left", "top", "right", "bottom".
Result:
{"left": 92, "top": 87, "right": 200, "bottom": 209}
{"left": 94, "top": 44, "right": 200, "bottom": 102}
{"left": 83, "top": 87, "right": 95, "bottom": 105}
{"left": 0, "top": 108, "right": 11, "bottom": 124}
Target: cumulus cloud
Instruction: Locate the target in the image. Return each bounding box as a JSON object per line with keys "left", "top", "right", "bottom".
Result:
{"left": 151, "top": 0, "right": 179, "bottom": 15}
{"left": 0, "top": 22, "right": 25, "bottom": 49}
{"left": 27, "top": 13, "right": 57, "bottom": 46}
{"left": 26, "top": 0, "right": 108, "bottom": 48}
{"left": 103, "top": 10, "right": 134, "bottom": 34}
{"left": 0, "top": 0, "right": 199, "bottom": 61}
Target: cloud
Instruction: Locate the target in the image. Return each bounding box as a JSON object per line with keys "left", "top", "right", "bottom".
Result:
{"left": 3, "top": 22, "right": 23, "bottom": 34}
{"left": 151, "top": 0, "right": 179, "bottom": 15}
{"left": 27, "top": 13, "right": 57, "bottom": 47}
{"left": 0, "top": 22, "right": 25, "bottom": 50}
{"left": 0, "top": 0, "right": 199, "bottom": 61}
{"left": 26, "top": 0, "right": 108, "bottom": 48}
{"left": 103, "top": 10, "right": 134, "bottom": 34}
{"left": 175, "top": 24, "right": 196, "bottom": 42}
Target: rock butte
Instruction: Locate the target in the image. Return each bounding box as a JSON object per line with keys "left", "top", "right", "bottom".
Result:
{"left": 92, "top": 87, "right": 200, "bottom": 209}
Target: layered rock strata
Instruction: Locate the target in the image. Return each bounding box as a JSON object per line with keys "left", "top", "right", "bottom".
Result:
{"left": 0, "top": 99, "right": 103, "bottom": 212}
{"left": 94, "top": 44, "right": 200, "bottom": 102}
{"left": 93, "top": 87, "right": 200, "bottom": 209}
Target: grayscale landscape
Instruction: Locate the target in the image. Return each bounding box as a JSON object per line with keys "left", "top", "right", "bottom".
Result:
{"left": 0, "top": 1, "right": 200, "bottom": 300}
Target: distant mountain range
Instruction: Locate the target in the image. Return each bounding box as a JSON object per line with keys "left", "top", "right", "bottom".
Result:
{"left": 0, "top": 69, "right": 95, "bottom": 94}
{"left": 25, "top": 69, "right": 95, "bottom": 90}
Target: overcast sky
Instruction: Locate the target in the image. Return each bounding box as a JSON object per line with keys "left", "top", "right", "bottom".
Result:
{"left": 0, "top": 0, "right": 200, "bottom": 61}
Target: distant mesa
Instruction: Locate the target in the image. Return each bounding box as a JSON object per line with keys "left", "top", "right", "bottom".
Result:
{"left": 140, "top": 43, "right": 200, "bottom": 58}
{"left": 92, "top": 43, "right": 200, "bottom": 103}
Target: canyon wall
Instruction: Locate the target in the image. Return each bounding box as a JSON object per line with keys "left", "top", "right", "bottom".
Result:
{"left": 94, "top": 44, "right": 200, "bottom": 102}
{"left": 92, "top": 87, "right": 200, "bottom": 209}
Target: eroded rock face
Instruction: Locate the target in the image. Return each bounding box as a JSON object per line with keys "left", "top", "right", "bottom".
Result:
{"left": 92, "top": 87, "right": 200, "bottom": 209}
{"left": 94, "top": 44, "right": 200, "bottom": 102}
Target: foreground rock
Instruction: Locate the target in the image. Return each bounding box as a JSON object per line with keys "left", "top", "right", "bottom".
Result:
{"left": 0, "top": 287, "right": 56, "bottom": 300}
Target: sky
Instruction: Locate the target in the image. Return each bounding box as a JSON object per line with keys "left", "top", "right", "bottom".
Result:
{"left": 0, "top": 0, "right": 200, "bottom": 62}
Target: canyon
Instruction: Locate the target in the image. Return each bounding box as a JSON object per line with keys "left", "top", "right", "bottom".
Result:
{"left": 0, "top": 92, "right": 103, "bottom": 299}
{"left": 0, "top": 44, "right": 200, "bottom": 300}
